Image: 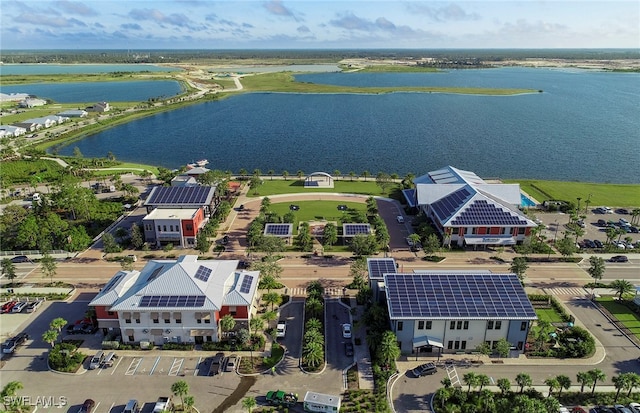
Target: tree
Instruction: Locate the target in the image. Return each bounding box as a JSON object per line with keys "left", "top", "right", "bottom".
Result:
{"left": 515, "top": 373, "right": 532, "bottom": 393}
{"left": 249, "top": 317, "right": 264, "bottom": 335}
{"left": 612, "top": 374, "right": 629, "bottom": 403}
{"left": 282, "top": 170, "right": 289, "bottom": 180}
{"left": 195, "top": 231, "right": 211, "bottom": 255}
{"left": 262, "top": 310, "right": 277, "bottom": 324}
{"left": 348, "top": 258, "right": 368, "bottom": 290}
{"left": 1, "top": 259, "right": 17, "bottom": 286}
{"left": 576, "top": 371, "right": 592, "bottom": 393}
{"left": 544, "top": 377, "right": 560, "bottom": 397}
{"left": 462, "top": 372, "right": 480, "bottom": 394}
{"left": 40, "top": 253, "right": 57, "bottom": 284}
{"left": 305, "top": 297, "right": 323, "bottom": 318}
{"left": 375, "top": 172, "right": 393, "bottom": 193}
{"left": 220, "top": 314, "right": 236, "bottom": 336}
{"left": 477, "top": 374, "right": 491, "bottom": 391}
{"left": 183, "top": 395, "right": 195, "bottom": 413}
{"left": 102, "top": 233, "right": 121, "bottom": 254}
{"left": 587, "top": 256, "right": 606, "bottom": 292}
{"left": 296, "top": 170, "right": 304, "bottom": 180}
{"left": 350, "top": 234, "right": 378, "bottom": 256}
{"left": 587, "top": 368, "right": 606, "bottom": 395}
{"left": 129, "top": 223, "right": 144, "bottom": 249}
{"left": 171, "top": 380, "right": 189, "bottom": 409}
{"left": 495, "top": 338, "right": 511, "bottom": 358}
{"left": 121, "top": 256, "right": 135, "bottom": 271}
{"left": 322, "top": 222, "right": 338, "bottom": 246}
{"left": 267, "top": 169, "right": 274, "bottom": 180}
{"left": 261, "top": 291, "right": 282, "bottom": 311}
{"left": 303, "top": 340, "right": 324, "bottom": 367}
{"left": 610, "top": 279, "right": 634, "bottom": 300}
{"left": 42, "top": 330, "right": 58, "bottom": 347}
{"left": 423, "top": 234, "right": 441, "bottom": 255}
{"left": 50, "top": 317, "right": 67, "bottom": 333}
{"left": 555, "top": 236, "right": 578, "bottom": 257}
{"left": 434, "top": 387, "right": 451, "bottom": 409}
{"left": 361, "top": 170, "right": 370, "bottom": 181}
{"left": 1, "top": 381, "right": 23, "bottom": 411}
{"left": 306, "top": 318, "right": 322, "bottom": 332}
{"left": 242, "top": 396, "right": 256, "bottom": 413}
{"left": 510, "top": 257, "right": 529, "bottom": 283}
{"left": 376, "top": 331, "right": 400, "bottom": 365}
{"left": 497, "top": 378, "right": 511, "bottom": 394}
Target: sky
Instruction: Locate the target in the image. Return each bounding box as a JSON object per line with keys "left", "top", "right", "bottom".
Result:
{"left": 1, "top": 0, "right": 638, "bottom": 50}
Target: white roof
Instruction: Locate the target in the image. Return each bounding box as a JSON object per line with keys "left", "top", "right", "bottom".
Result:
{"left": 144, "top": 207, "right": 199, "bottom": 220}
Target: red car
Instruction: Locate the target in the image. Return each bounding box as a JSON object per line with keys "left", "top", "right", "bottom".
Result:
{"left": 1, "top": 301, "right": 17, "bottom": 314}
{"left": 571, "top": 408, "right": 587, "bottom": 413}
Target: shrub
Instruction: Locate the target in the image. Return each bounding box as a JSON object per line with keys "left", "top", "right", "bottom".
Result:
{"left": 48, "top": 343, "right": 86, "bottom": 372}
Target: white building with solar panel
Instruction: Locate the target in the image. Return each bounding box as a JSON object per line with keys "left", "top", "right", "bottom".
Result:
{"left": 404, "top": 166, "right": 537, "bottom": 248}
{"left": 90, "top": 255, "right": 259, "bottom": 346}
{"left": 383, "top": 272, "right": 537, "bottom": 356}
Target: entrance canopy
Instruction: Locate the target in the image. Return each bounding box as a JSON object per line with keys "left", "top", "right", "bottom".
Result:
{"left": 412, "top": 335, "right": 444, "bottom": 348}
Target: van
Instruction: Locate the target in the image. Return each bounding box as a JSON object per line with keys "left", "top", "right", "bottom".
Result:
{"left": 89, "top": 351, "right": 104, "bottom": 370}
{"left": 123, "top": 400, "right": 139, "bottom": 413}
{"left": 101, "top": 351, "right": 116, "bottom": 368}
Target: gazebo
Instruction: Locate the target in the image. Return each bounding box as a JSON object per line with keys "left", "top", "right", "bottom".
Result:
{"left": 304, "top": 172, "right": 334, "bottom": 188}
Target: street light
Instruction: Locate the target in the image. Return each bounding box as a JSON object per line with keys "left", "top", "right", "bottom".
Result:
{"left": 585, "top": 193, "right": 593, "bottom": 215}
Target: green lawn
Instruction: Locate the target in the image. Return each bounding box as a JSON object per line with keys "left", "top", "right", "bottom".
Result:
{"left": 247, "top": 178, "right": 399, "bottom": 197}
{"left": 505, "top": 179, "right": 640, "bottom": 208}
{"left": 268, "top": 200, "right": 367, "bottom": 225}
{"left": 535, "top": 308, "right": 564, "bottom": 324}
{"left": 596, "top": 297, "right": 640, "bottom": 338}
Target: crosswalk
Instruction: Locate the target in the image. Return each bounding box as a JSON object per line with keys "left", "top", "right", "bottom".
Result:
{"left": 285, "top": 287, "right": 345, "bottom": 297}
{"left": 541, "top": 287, "right": 589, "bottom": 297}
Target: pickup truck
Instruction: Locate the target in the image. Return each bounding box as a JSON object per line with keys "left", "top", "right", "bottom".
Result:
{"left": 153, "top": 396, "right": 172, "bottom": 413}
{"left": 265, "top": 390, "right": 298, "bottom": 407}
{"left": 2, "top": 333, "right": 29, "bottom": 354}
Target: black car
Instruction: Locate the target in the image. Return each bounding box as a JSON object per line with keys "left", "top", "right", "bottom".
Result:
{"left": 412, "top": 362, "right": 437, "bottom": 377}
{"left": 630, "top": 226, "right": 639, "bottom": 233}
{"left": 79, "top": 399, "right": 96, "bottom": 413}
{"left": 615, "top": 208, "right": 629, "bottom": 214}
{"left": 10, "top": 255, "right": 30, "bottom": 263}
{"left": 208, "top": 352, "right": 225, "bottom": 376}
{"left": 609, "top": 255, "right": 628, "bottom": 262}
{"left": 337, "top": 204, "right": 348, "bottom": 211}
{"left": 594, "top": 240, "right": 604, "bottom": 249}
{"left": 597, "top": 219, "right": 606, "bottom": 227}
{"left": 344, "top": 342, "right": 354, "bottom": 357}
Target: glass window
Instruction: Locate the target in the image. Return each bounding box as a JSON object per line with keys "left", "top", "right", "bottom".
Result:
{"left": 463, "top": 321, "right": 469, "bottom": 330}
{"left": 495, "top": 321, "right": 502, "bottom": 329}
{"left": 418, "top": 320, "right": 425, "bottom": 330}
{"left": 447, "top": 341, "right": 453, "bottom": 350}
{"left": 450, "top": 321, "right": 456, "bottom": 330}
{"left": 426, "top": 321, "right": 432, "bottom": 330}
{"left": 128, "top": 335, "right": 134, "bottom": 342}
{"left": 518, "top": 227, "right": 526, "bottom": 234}
{"left": 487, "top": 320, "right": 494, "bottom": 330}
{"left": 164, "top": 318, "right": 170, "bottom": 323}
{"left": 135, "top": 318, "right": 140, "bottom": 324}
{"left": 461, "top": 341, "right": 467, "bottom": 350}
{"left": 125, "top": 318, "right": 131, "bottom": 324}
{"left": 456, "top": 321, "right": 462, "bottom": 330}
{"left": 153, "top": 318, "right": 159, "bottom": 324}
{"left": 521, "top": 321, "right": 527, "bottom": 331}
{"left": 454, "top": 341, "right": 460, "bottom": 350}
{"left": 397, "top": 321, "right": 403, "bottom": 331}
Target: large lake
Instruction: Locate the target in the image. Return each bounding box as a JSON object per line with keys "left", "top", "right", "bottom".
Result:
{"left": 55, "top": 68, "right": 640, "bottom": 183}
{"left": 0, "top": 64, "right": 179, "bottom": 75}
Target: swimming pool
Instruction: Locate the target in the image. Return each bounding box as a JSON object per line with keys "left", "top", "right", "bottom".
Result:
{"left": 521, "top": 194, "right": 537, "bottom": 207}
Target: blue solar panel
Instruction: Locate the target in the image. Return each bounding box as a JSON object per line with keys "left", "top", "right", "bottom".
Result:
{"left": 194, "top": 266, "right": 212, "bottom": 282}
{"left": 431, "top": 187, "right": 472, "bottom": 220}
{"left": 146, "top": 186, "right": 213, "bottom": 206}
{"left": 384, "top": 273, "right": 537, "bottom": 320}
{"left": 240, "top": 274, "right": 253, "bottom": 293}
{"left": 265, "top": 224, "right": 292, "bottom": 236}
{"left": 101, "top": 273, "right": 125, "bottom": 294}
{"left": 344, "top": 224, "right": 371, "bottom": 236}
{"left": 367, "top": 258, "right": 397, "bottom": 280}
{"left": 139, "top": 295, "right": 206, "bottom": 307}
{"left": 451, "top": 200, "right": 529, "bottom": 226}
{"left": 146, "top": 265, "right": 165, "bottom": 282}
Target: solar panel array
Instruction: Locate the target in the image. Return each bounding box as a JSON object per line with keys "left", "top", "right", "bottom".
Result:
{"left": 194, "top": 266, "right": 212, "bottom": 282}
{"left": 368, "top": 258, "right": 397, "bottom": 280}
{"left": 240, "top": 275, "right": 254, "bottom": 293}
{"left": 451, "top": 200, "right": 529, "bottom": 226}
{"left": 344, "top": 224, "right": 371, "bottom": 236}
{"left": 146, "top": 186, "right": 212, "bottom": 205}
{"left": 431, "top": 187, "right": 472, "bottom": 220}
{"left": 139, "top": 295, "right": 206, "bottom": 308}
{"left": 264, "top": 224, "right": 292, "bottom": 236}
{"left": 385, "top": 273, "right": 537, "bottom": 319}
{"left": 101, "top": 273, "right": 125, "bottom": 294}
{"left": 146, "top": 265, "right": 165, "bottom": 283}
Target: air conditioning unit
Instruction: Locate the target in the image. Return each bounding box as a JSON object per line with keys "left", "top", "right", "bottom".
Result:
{"left": 165, "top": 329, "right": 172, "bottom": 334}
{"left": 142, "top": 329, "right": 149, "bottom": 333}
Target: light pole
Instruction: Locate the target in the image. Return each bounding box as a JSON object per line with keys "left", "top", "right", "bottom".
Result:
{"left": 585, "top": 193, "right": 593, "bottom": 215}
{"left": 576, "top": 197, "right": 582, "bottom": 215}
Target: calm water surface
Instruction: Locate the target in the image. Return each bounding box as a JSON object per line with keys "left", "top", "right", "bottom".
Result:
{"left": 55, "top": 68, "right": 640, "bottom": 183}
{"left": 0, "top": 64, "right": 179, "bottom": 75}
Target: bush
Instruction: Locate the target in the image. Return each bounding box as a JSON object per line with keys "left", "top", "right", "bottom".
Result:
{"left": 162, "top": 343, "right": 194, "bottom": 351}
{"left": 48, "top": 342, "right": 86, "bottom": 372}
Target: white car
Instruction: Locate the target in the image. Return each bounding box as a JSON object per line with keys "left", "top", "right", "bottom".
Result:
{"left": 396, "top": 215, "right": 404, "bottom": 224}
{"left": 342, "top": 323, "right": 352, "bottom": 339}
{"left": 276, "top": 321, "right": 286, "bottom": 338}
{"left": 628, "top": 402, "right": 640, "bottom": 413}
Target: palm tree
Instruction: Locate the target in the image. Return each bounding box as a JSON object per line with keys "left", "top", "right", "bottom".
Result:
{"left": 631, "top": 208, "right": 640, "bottom": 226}
{"left": 305, "top": 318, "right": 322, "bottom": 332}
{"left": 587, "top": 368, "right": 606, "bottom": 395}
{"left": 576, "top": 371, "right": 592, "bottom": 393}
{"left": 267, "top": 169, "right": 274, "bottom": 180}
{"left": 242, "top": 396, "right": 256, "bottom": 413}
{"left": 238, "top": 168, "right": 247, "bottom": 179}
{"left": 171, "top": 380, "right": 189, "bottom": 409}
{"left": 544, "top": 377, "right": 560, "bottom": 397}
{"left": 50, "top": 317, "right": 67, "bottom": 334}
{"left": 305, "top": 297, "right": 323, "bottom": 318}
{"left": 282, "top": 170, "right": 289, "bottom": 180}
{"left": 1, "top": 381, "right": 23, "bottom": 411}
{"left": 497, "top": 378, "right": 511, "bottom": 394}
{"left": 348, "top": 171, "right": 355, "bottom": 181}
{"left": 435, "top": 387, "right": 451, "bottom": 409}
{"left": 462, "top": 372, "right": 480, "bottom": 394}
{"left": 333, "top": 170, "right": 341, "bottom": 179}
{"left": 42, "top": 330, "right": 58, "bottom": 347}
{"left": 477, "top": 374, "right": 491, "bottom": 391}
{"left": 612, "top": 374, "right": 629, "bottom": 402}
{"left": 624, "top": 372, "right": 640, "bottom": 397}
{"left": 610, "top": 279, "right": 634, "bottom": 300}
{"left": 183, "top": 396, "right": 195, "bottom": 413}
{"left": 587, "top": 256, "right": 605, "bottom": 293}
{"left": 249, "top": 317, "right": 264, "bottom": 335}
{"left": 515, "top": 373, "right": 532, "bottom": 394}
{"left": 296, "top": 170, "right": 304, "bottom": 180}
{"left": 361, "top": 170, "right": 370, "bottom": 181}
{"left": 303, "top": 340, "right": 324, "bottom": 367}
{"left": 261, "top": 291, "right": 282, "bottom": 311}
{"left": 376, "top": 331, "right": 400, "bottom": 366}
{"left": 262, "top": 310, "right": 277, "bottom": 324}
{"left": 556, "top": 374, "right": 571, "bottom": 396}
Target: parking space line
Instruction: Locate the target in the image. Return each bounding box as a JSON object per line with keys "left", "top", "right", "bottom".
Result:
{"left": 94, "top": 402, "right": 101, "bottom": 412}
{"left": 125, "top": 357, "right": 142, "bottom": 375}
{"left": 194, "top": 356, "right": 202, "bottom": 376}
{"left": 149, "top": 356, "right": 161, "bottom": 375}
{"left": 168, "top": 358, "right": 184, "bottom": 376}
{"left": 107, "top": 402, "right": 115, "bottom": 413}
{"left": 111, "top": 356, "right": 123, "bottom": 375}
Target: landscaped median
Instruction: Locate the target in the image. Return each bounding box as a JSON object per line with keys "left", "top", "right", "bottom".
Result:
{"left": 594, "top": 296, "right": 640, "bottom": 344}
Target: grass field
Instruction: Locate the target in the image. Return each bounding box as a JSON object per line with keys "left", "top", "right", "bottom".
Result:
{"left": 0, "top": 159, "right": 65, "bottom": 185}
{"left": 505, "top": 179, "right": 640, "bottom": 208}
{"left": 247, "top": 178, "right": 399, "bottom": 197}
{"left": 267, "top": 200, "right": 367, "bottom": 225}
{"left": 596, "top": 297, "right": 640, "bottom": 339}
{"left": 535, "top": 308, "right": 564, "bottom": 324}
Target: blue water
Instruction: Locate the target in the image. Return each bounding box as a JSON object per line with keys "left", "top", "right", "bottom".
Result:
{"left": 0, "top": 81, "right": 183, "bottom": 103}
{"left": 0, "top": 64, "right": 179, "bottom": 75}
{"left": 53, "top": 68, "right": 640, "bottom": 183}
{"left": 521, "top": 194, "right": 537, "bottom": 207}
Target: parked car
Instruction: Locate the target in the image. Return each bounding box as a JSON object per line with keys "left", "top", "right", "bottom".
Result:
{"left": 609, "top": 255, "right": 629, "bottom": 262}
{"left": 276, "top": 321, "right": 287, "bottom": 338}
{"left": 616, "top": 208, "right": 630, "bottom": 214}
{"left": 26, "top": 300, "right": 43, "bottom": 313}
{"left": 570, "top": 407, "right": 588, "bottom": 413}
{"left": 412, "top": 362, "right": 438, "bottom": 377}
{"left": 593, "top": 207, "right": 607, "bottom": 214}
{"left": 225, "top": 354, "right": 238, "bottom": 372}
{"left": 583, "top": 239, "right": 596, "bottom": 249}
{"left": 10, "top": 255, "right": 30, "bottom": 263}
{"left": 593, "top": 240, "right": 604, "bottom": 249}
{"left": 628, "top": 402, "right": 640, "bottom": 413}
{"left": 630, "top": 226, "right": 639, "bottom": 233}
{"left": 341, "top": 323, "right": 352, "bottom": 339}
{"left": 344, "top": 342, "right": 354, "bottom": 357}
{"left": 289, "top": 204, "right": 300, "bottom": 211}
{"left": 11, "top": 302, "right": 28, "bottom": 313}
{"left": 208, "top": 352, "right": 225, "bottom": 376}
{"left": 597, "top": 219, "right": 606, "bottom": 227}
{"left": 614, "top": 405, "right": 633, "bottom": 413}
{"left": 396, "top": 215, "right": 404, "bottom": 223}
{"left": 1, "top": 333, "right": 29, "bottom": 354}
{"left": 78, "top": 399, "right": 96, "bottom": 413}
{"left": 1, "top": 301, "right": 17, "bottom": 313}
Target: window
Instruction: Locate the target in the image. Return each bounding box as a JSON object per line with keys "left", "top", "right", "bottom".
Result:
{"left": 135, "top": 318, "right": 140, "bottom": 324}
{"left": 196, "top": 319, "right": 202, "bottom": 324}
{"left": 418, "top": 321, "right": 425, "bottom": 330}
{"left": 472, "top": 227, "right": 478, "bottom": 234}
{"left": 397, "top": 321, "right": 403, "bottom": 331}
{"left": 163, "top": 225, "right": 167, "bottom": 232}
{"left": 176, "top": 318, "right": 181, "bottom": 324}
{"left": 169, "top": 225, "right": 173, "bottom": 232}
{"left": 456, "top": 321, "right": 462, "bottom": 330}
{"left": 463, "top": 321, "right": 469, "bottom": 330}
{"left": 204, "top": 318, "right": 211, "bottom": 324}
{"left": 206, "top": 336, "right": 212, "bottom": 342}
{"left": 229, "top": 306, "right": 237, "bottom": 316}
{"left": 518, "top": 227, "right": 526, "bottom": 234}
{"left": 461, "top": 341, "right": 467, "bottom": 350}
{"left": 425, "top": 321, "right": 432, "bottom": 330}
{"left": 128, "top": 335, "right": 134, "bottom": 342}
{"left": 186, "top": 224, "right": 193, "bottom": 231}
{"left": 164, "top": 318, "right": 170, "bottom": 323}
{"left": 501, "top": 227, "right": 508, "bottom": 234}
{"left": 157, "top": 225, "right": 161, "bottom": 232}
{"left": 521, "top": 322, "right": 527, "bottom": 331}
{"left": 153, "top": 318, "right": 159, "bottom": 324}
{"left": 107, "top": 311, "right": 115, "bottom": 316}
{"left": 495, "top": 321, "right": 502, "bottom": 329}
{"left": 450, "top": 321, "right": 456, "bottom": 330}
{"left": 125, "top": 318, "right": 131, "bottom": 324}
{"left": 487, "top": 320, "right": 494, "bottom": 330}
{"left": 447, "top": 341, "right": 453, "bottom": 350}
{"left": 454, "top": 341, "right": 460, "bottom": 350}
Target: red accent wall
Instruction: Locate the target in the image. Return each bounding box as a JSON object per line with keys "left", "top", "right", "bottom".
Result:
{"left": 490, "top": 227, "right": 501, "bottom": 235}
{"left": 458, "top": 228, "right": 464, "bottom": 236}
{"left": 95, "top": 306, "right": 118, "bottom": 319}
{"left": 478, "top": 227, "right": 487, "bottom": 235}
{"left": 181, "top": 208, "right": 205, "bottom": 236}
{"left": 512, "top": 228, "right": 519, "bottom": 236}
{"left": 525, "top": 227, "right": 532, "bottom": 236}
{"left": 219, "top": 305, "right": 249, "bottom": 319}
